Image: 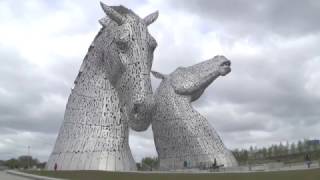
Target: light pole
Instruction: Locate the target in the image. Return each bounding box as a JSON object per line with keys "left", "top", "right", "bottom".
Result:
{"left": 27, "top": 146, "right": 31, "bottom": 169}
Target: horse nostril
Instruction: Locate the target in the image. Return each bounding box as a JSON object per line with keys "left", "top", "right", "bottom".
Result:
{"left": 133, "top": 104, "right": 140, "bottom": 114}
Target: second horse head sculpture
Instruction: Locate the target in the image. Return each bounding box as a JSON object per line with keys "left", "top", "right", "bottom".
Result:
{"left": 151, "top": 56, "right": 238, "bottom": 170}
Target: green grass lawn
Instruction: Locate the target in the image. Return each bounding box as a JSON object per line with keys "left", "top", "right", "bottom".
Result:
{"left": 24, "top": 169, "right": 320, "bottom": 180}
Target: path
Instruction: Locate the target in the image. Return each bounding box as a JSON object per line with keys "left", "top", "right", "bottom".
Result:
{"left": 0, "top": 171, "right": 31, "bottom": 180}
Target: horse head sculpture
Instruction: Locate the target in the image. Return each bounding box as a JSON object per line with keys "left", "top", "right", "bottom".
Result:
{"left": 152, "top": 55, "right": 231, "bottom": 102}
{"left": 47, "top": 2, "right": 158, "bottom": 171}
{"left": 151, "top": 56, "right": 237, "bottom": 170}
{"left": 99, "top": 2, "right": 158, "bottom": 131}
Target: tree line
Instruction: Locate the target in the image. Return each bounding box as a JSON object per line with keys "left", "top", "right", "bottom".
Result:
{"left": 232, "top": 139, "right": 320, "bottom": 165}
{"left": 1, "top": 139, "right": 319, "bottom": 170}
{"left": 136, "top": 139, "right": 320, "bottom": 169}
{"left": 0, "top": 155, "right": 46, "bottom": 169}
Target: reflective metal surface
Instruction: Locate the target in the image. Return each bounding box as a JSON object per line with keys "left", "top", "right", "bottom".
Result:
{"left": 47, "top": 2, "right": 158, "bottom": 171}
{"left": 151, "top": 56, "right": 238, "bottom": 170}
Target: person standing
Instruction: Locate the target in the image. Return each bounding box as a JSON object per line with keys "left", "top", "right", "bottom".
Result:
{"left": 305, "top": 154, "right": 312, "bottom": 168}
{"left": 54, "top": 163, "right": 58, "bottom": 171}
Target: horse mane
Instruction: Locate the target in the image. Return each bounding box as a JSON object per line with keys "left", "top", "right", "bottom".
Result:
{"left": 75, "top": 6, "right": 134, "bottom": 85}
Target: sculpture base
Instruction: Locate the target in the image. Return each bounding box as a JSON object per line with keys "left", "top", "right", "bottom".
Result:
{"left": 46, "top": 151, "right": 136, "bottom": 171}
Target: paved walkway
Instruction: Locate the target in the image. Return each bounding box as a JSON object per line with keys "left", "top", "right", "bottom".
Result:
{"left": 0, "top": 171, "right": 31, "bottom": 180}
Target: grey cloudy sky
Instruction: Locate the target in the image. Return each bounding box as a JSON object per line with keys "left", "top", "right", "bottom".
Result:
{"left": 0, "top": 0, "right": 319, "bottom": 162}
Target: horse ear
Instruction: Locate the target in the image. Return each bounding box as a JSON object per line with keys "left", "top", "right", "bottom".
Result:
{"left": 143, "top": 11, "right": 159, "bottom": 26}
{"left": 100, "top": 2, "right": 125, "bottom": 25}
{"left": 151, "top": 71, "right": 166, "bottom": 79}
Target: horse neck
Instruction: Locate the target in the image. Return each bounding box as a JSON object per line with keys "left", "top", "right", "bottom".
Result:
{"left": 156, "top": 80, "right": 191, "bottom": 110}
{"left": 78, "top": 22, "right": 117, "bottom": 72}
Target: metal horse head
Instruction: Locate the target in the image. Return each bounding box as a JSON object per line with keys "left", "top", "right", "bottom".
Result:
{"left": 152, "top": 55, "right": 231, "bottom": 102}
{"left": 100, "top": 2, "right": 158, "bottom": 131}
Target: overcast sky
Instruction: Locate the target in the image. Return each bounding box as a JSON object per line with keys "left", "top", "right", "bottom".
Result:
{"left": 0, "top": 0, "right": 319, "bottom": 162}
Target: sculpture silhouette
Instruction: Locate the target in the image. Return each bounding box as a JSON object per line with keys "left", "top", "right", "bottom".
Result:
{"left": 47, "top": 2, "right": 158, "bottom": 171}
{"left": 151, "top": 55, "right": 238, "bottom": 170}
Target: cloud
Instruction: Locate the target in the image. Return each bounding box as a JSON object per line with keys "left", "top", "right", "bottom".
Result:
{"left": 0, "top": 129, "right": 56, "bottom": 161}
{"left": 168, "top": 0, "right": 320, "bottom": 37}
{"left": 129, "top": 128, "right": 157, "bottom": 162}
{"left": 0, "top": 45, "right": 66, "bottom": 133}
